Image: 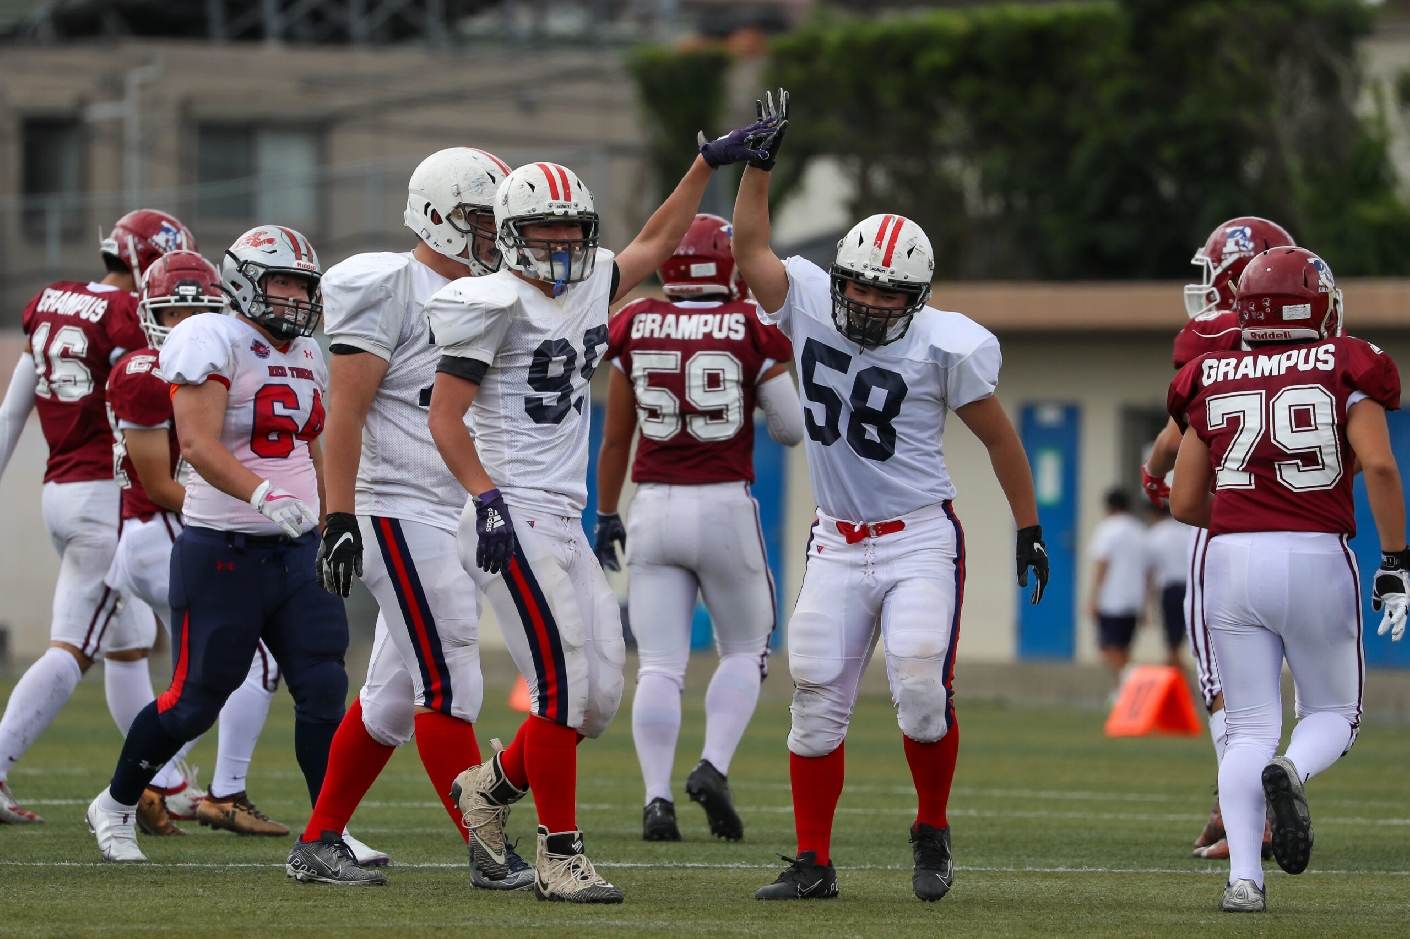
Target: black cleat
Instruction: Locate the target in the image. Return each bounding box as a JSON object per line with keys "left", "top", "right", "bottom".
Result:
{"left": 286, "top": 831, "right": 387, "bottom": 886}
{"left": 754, "top": 851, "right": 838, "bottom": 900}
{"left": 909, "top": 823, "right": 954, "bottom": 901}
{"left": 684, "top": 760, "right": 743, "bottom": 841}
{"left": 642, "top": 798, "right": 681, "bottom": 842}
{"left": 1262, "top": 755, "right": 1313, "bottom": 875}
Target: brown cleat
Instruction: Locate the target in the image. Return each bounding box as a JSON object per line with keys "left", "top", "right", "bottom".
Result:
{"left": 197, "top": 791, "right": 290, "bottom": 836}
{"left": 1193, "top": 791, "right": 1224, "bottom": 851}
{"left": 137, "top": 787, "right": 187, "bottom": 836}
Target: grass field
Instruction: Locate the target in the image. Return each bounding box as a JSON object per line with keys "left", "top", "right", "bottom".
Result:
{"left": 2, "top": 655, "right": 1408, "bottom": 937}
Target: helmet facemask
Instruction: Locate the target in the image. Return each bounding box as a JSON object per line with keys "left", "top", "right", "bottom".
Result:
{"left": 1183, "top": 251, "right": 1223, "bottom": 319}
{"left": 499, "top": 215, "right": 600, "bottom": 295}
{"left": 829, "top": 265, "right": 930, "bottom": 349}
{"left": 445, "top": 205, "right": 502, "bottom": 276}
{"left": 224, "top": 252, "right": 322, "bottom": 341}
{"left": 139, "top": 282, "right": 223, "bottom": 349}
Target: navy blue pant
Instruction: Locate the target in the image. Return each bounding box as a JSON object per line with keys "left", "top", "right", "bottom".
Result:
{"left": 110, "top": 526, "right": 348, "bottom": 807}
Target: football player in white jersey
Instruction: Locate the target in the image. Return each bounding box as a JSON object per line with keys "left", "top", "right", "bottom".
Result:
{"left": 428, "top": 100, "right": 785, "bottom": 903}
{"left": 85, "top": 227, "right": 361, "bottom": 873}
{"left": 294, "top": 147, "right": 531, "bottom": 887}
{"left": 732, "top": 108, "right": 1050, "bottom": 901}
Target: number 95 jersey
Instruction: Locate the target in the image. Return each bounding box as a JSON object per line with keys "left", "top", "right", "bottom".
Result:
{"left": 160, "top": 313, "right": 327, "bottom": 535}
{"left": 1167, "top": 336, "right": 1400, "bottom": 537}
{"left": 426, "top": 249, "right": 614, "bottom": 516}
{"left": 762, "top": 257, "right": 1001, "bottom": 523}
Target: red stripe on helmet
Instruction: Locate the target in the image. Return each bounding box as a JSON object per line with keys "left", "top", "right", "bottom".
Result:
{"left": 476, "top": 149, "right": 512, "bottom": 174}
{"left": 538, "top": 163, "right": 561, "bottom": 201}
{"left": 556, "top": 165, "right": 573, "bottom": 201}
{"left": 882, "top": 215, "right": 905, "bottom": 267}
{"left": 277, "top": 227, "right": 304, "bottom": 261}
{"left": 874, "top": 215, "right": 894, "bottom": 249}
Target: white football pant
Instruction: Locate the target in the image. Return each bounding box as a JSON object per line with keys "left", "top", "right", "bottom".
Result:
{"left": 1185, "top": 525, "right": 1223, "bottom": 712}
{"left": 460, "top": 501, "right": 624, "bottom": 737}
{"left": 787, "top": 501, "right": 964, "bottom": 758}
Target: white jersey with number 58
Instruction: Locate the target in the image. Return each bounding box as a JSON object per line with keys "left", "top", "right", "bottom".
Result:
{"left": 760, "top": 256, "right": 1001, "bottom": 524}
{"left": 426, "top": 248, "right": 614, "bottom": 517}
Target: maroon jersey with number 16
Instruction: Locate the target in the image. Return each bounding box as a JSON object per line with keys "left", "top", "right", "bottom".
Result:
{"left": 106, "top": 349, "right": 181, "bottom": 521}
{"left": 1173, "top": 310, "right": 1243, "bottom": 370}
{"left": 1168, "top": 336, "right": 1400, "bottom": 537}
{"left": 22, "top": 281, "right": 146, "bottom": 483}
{"left": 607, "top": 298, "right": 793, "bottom": 485}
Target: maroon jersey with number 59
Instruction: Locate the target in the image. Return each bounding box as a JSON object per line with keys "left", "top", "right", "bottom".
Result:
{"left": 22, "top": 281, "right": 147, "bottom": 483}
{"left": 106, "top": 349, "right": 181, "bottom": 521}
{"left": 607, "top": 298, "right": 792, "bottom": 485}
{"left": 1168, "top": 337, "right": 1400, "bottom": 537}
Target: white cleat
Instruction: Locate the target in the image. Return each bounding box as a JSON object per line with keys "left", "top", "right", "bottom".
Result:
{"left": 86, "top": 790, "right": 147, "bottom": 863}
{"left": 1219, "top": 878, "right": 1266, "bottom": 913}
{"left": 0, "top": 780, "right": 43, "bottom": 824}
{"left": 343, "top": 829, "right": 389, "bottom": 867}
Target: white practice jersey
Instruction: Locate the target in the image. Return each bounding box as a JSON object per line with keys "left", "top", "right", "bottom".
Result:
{"left": 761, "top": 256, "right": 1001, "bottom": 523}
{"left": 161, "top": 313, "right": 326, "bottom": 535}
{"left": 426, "top": 248, "right": 614, "bottom": 517}
{"left": 322, "top": 251, "right": 470, "bottom": 532}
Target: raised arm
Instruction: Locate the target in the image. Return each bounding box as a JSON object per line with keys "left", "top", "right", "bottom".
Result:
{"left": 731, "top": 167, "right": 789, "bottom": 314}
{"left": 612, "top": 157, "right": 715, "bottom": 303}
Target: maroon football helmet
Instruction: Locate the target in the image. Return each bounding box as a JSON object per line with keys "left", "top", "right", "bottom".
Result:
{"left": 101, "top": 209, "right": 198, "bottom": 281}
{"left": 138, "top": 250, "right": 224, "bottom": 349}
{"left": 1234, "top": 247, "right": 1343, "bottom": 344}
{"left": 1185, "top": 216, "right": 1295, "bottom": 318}
{"left": 658, "top": 214, "right": 746, "bottom": 301}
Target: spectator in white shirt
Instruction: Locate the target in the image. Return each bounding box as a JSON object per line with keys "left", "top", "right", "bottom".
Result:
{"left": 1145, "top": 505, "right": 1191, "bottom": 668}
{"left": 1087, "top": 488, "right": 1149, "bottom": 681}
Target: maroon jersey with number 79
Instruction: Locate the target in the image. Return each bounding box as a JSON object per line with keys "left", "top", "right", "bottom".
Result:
{"left": 1168, "top": 336, "right": 1400, "bottom": 537}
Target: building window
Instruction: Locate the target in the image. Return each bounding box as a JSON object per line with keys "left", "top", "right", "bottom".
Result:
{"left": 197, "top": 125, "right": 320, "bottom": 230}
{"left": 22, "top": 118, "right": 84, "bottom": 238}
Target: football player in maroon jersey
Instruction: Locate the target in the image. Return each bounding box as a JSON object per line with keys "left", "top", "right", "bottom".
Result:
{"left": 1141, "top": 216, "right": 1294, "bottom": 859}
{"left": 595, "top": 213, "right": 804, "bottom": 843}
{"left": 0, "top": 209, "right": 194, "bottom": 825}
{"left": 1169, "top": 247, "right": 1405, "bottom": 912}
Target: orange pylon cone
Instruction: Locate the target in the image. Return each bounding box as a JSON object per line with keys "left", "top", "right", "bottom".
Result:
{"left": 509, "top": 675, "right": 532, "bottom": 713}
{"left": 1104, "top": 665, "right": 1202, "bottom": 737}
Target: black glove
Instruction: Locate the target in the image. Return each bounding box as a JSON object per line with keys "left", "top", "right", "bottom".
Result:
{"left": 316, "top": 512, "right": 363, "bottom": 598}
{"left": 594, "top": 512, "right": 627, "bottom": 572}
{"left": 1016, "top": 524, "right": 1049, "bottom": 606}
{"left": 746, "top": 88, "right": 789, "bottom": 171}
{"left": 475, "top": 488, "right": 517, "bottom": 575}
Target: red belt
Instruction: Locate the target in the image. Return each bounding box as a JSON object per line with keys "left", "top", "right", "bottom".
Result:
{"left": 836, "top": 520, "right": 906, "bottom": 544}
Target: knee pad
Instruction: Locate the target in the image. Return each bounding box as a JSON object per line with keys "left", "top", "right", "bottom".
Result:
{"left": 288, "top": 659, "right": 349, "bottom": 726}
{"left": 579, "top": 664, "right": 624, "bottom": 740}
{"left": 787, "top": 612, "right": 847, "bottom": 688}
{"left": 787, "top": 685, "right": 848, "bottom": 758}
{"left": 889, "top": 655, "right": 950, "bottom": 744}
{"left": 360, "top": 687, "right": 415, "bottom": 747}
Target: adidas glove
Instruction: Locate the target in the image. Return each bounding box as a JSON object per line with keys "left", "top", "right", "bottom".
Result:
{"left": 1373, "top": 547, "right": 1410, "bottom": 642}
{"left": 1016, "top": 525, "right": 1049, "bottom": 606}
{"left": 249, "top": 479, "right": 318, "bottom": 538}
{"left": 696, "top": 89, "right": 788, "bottom": 169}
{"left": 593, "top": 512, "right": 627, "bottom": 572}
{"left": 1140, "top": 462, "right": 1170, "bottom": 510}
{"left": 475, "top": 487, "right": 517, "bottom": 575}
{"left": 316, "top": 512, "right": 363, "bottom": 598}
{"left": 745, "top": 89, "right": 789, "bottom": 171}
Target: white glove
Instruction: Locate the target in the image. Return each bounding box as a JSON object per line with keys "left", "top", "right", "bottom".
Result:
{"left": 249, "top": 479, "right": 318, "bottom": 538}
{"left": 1373, "top": 549, "right": 1410, "bottom": 643}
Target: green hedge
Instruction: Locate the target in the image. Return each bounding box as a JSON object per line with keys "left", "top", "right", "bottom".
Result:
{"left": 762, "top": 0, "right": 1410, "bottom": 278}
{"left": 628, "top": 44, "right": 733, "bottom": 201}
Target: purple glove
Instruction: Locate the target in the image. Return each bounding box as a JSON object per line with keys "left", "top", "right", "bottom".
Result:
{"left": 475, "top": 487, "right": 517, "bottom": 575}
{"left": 695, "top": 89, "right": 784, "bottom": 169}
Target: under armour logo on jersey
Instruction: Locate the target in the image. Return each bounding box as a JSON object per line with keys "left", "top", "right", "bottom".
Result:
{"left": 483, "top": 509, "right": 506, "bottom": 531}
{"left": 217, "top": 560, "right": 235, "bottom": 571}
{"left": 304, "top": 349, "right": 315, "bottom": 359}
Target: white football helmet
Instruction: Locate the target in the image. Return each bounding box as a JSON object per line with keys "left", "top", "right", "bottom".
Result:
{"left": 830, "top": 214, "right": 934, "bottom": 348}
{"left": 404, "top": 147, "right": 512, "bottom": 275}
{"left": 494, "top": 162, "right": 599, "bottom": 293}
{"left": 221, "top": 226, "right": 322, "bottom": 341}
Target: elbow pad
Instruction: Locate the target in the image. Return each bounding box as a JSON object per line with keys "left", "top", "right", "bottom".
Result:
{"left": 757, "top": 370, "right": 805, "bottom": 447}
{"left": 0, "top": 355, "right": 39, "bottom": 479}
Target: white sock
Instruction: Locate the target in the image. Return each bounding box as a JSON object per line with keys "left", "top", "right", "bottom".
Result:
{"left": 149, "top": 739, "right": 200, "bottom": 792}
{"left": 1219, "top": 743, "right": 1276, "bottom": 887}
{"left": 1209, "top": 707, "right": 1228, "bottom": 764}
{"left": 700, "top": 655, "right": 762, "bottom": 777}
{"left": 0, "top": 648, "right": 84, "bottom": 781}
{"left": 1284, "top": 712, "right": 1353, "bottom": 783}
{"left": 99, "top": 786, "right": 137, "bottom": 813}
{"left": 633, "top": 674, "right": 681, "bottom": 805}
{"left": 103, "top": 657, "right": 154, "bottom": 736}
{"left": 211, "top": 672, "right": 275, "bottom": 798}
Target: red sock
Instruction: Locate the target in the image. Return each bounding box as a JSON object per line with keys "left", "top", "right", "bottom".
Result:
{"left": 413, "top": 711, "right": 480, "bottom": 843}
{"left": 301, "top": 699, "right": 395, "bottom": 841}
{"left": 904, "top": 720, "right": 959, "bottom": 830}
{"left": 524, "top": 715, "right": 579, "bottom": 833}
{"left": 791, "top": 742, "right": 845, "bottom": 866}
{"left": 500, "top": 719, "right": 530, "bottom": 790}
